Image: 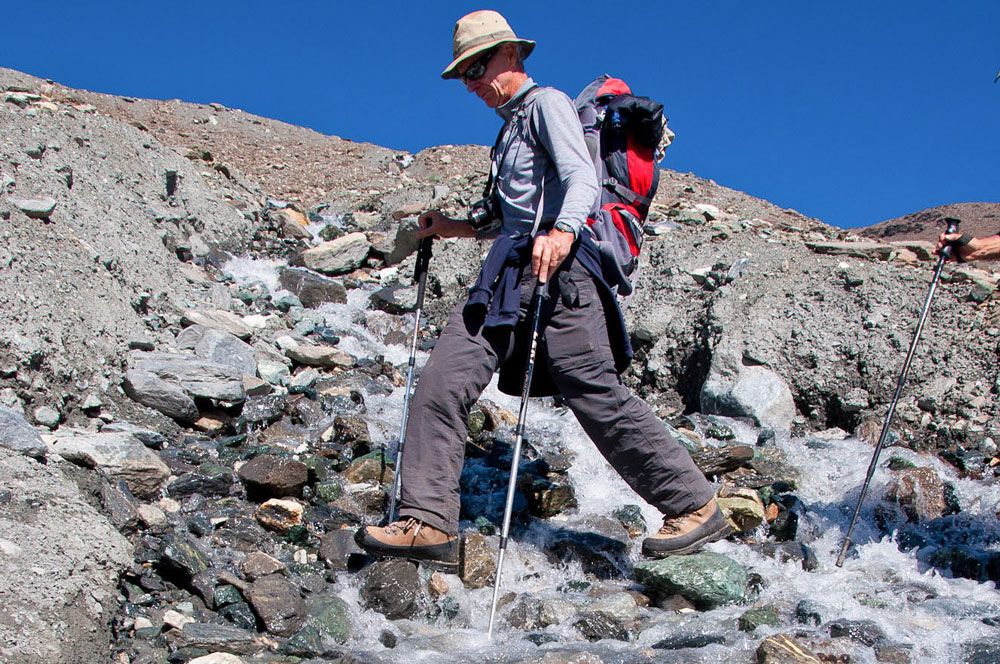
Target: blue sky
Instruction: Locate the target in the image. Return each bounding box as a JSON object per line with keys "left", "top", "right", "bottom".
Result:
{"left": 4, "top": 1, "right": 997, "bottom": 228}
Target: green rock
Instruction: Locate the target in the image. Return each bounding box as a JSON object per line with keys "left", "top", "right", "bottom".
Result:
{"left": 474, "top": 516, "right": 497, "bottom": 535}
{"left": 284, "top": 596, "right": 351, "bottom": 656}
{"left": 612, "top": 504, "right": 647, "bottom": 538}
{"left": 634, "top": 552, "right": 751, "bottom": 609}
{"left": 213, "top": 584, "right": 244, "bottom": 609}
{"left": 706, "top": 425, "right": 735, "bottom": 441}
{"left": 314, "top": 480, "right": 344, "bottom": 503}
{"left": 718, "top": 488, "right": 766, "bottom": 533}
{"left": 468, "top": 409, "right": 487, "bottom": 438}
{"left": 738, "top": 605, "right": 780, "bottom": 632}
{"left": 303, "top": 455, "right": 330, "bottom": 483}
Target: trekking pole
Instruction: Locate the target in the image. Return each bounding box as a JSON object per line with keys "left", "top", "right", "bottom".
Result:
{"left": 487, "top": 279, "right": 550, "bottom": 639}
{"left": 835, "top": 218, "right": 963, "bottom": 567}
{"left": 386, "top": 237, "right": 433, "bottom": 524}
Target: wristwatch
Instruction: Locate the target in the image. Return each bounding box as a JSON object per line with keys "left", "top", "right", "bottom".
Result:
{"left": 553, "top": 220, "right": 578, "bottom": 238}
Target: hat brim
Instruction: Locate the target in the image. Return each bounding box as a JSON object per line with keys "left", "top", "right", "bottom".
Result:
{"left": 441, "top": 39, "right": 535, "bottom": 80}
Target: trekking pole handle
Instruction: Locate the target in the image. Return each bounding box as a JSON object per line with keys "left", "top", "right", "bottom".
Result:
{"left": 937, "top": 218, "right": 962, "bottom": 261}
{"left": 415, "top": 237, "right": 433, "bottom": 280}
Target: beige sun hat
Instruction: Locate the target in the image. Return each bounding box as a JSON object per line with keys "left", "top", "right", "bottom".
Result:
{"left": 441, "top": 10, "right": 535, "bottom": 80}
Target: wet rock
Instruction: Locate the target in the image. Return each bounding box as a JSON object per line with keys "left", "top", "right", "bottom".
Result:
{"left": 370, "top": 284, "right": 420, "bottom": 315}
{"left": 522, "top": 475, "right": 577, "bottom": 518}
{"left": 652, "top": 632, "right": 727, "bottom": 650}
{"left": 319, "top": 528, "right": 364, "bottom": 571}
{"left": 176, "top": 325, "right": 257, "bottom": 377}
{"left": 167, "top": 464, "right": 235, "bottom": 498}
{"left": 612, "top": 504, "right": 647, "bottom": 538}
{"left": 634, "top": 551, "right": 752, "bottom": 609}
{"left": 8, "top": 195, "right": 56, "bottom": 219}
{"left": 547, "top": 518, "right": 631, "bottom": 579}
{"left": 360, "top": 559, "right": 421, "bottom": 619}
{"left": 828, "top": 618, "right": 886, "bottom": 647}
{"left": 718, "top": 485, "right": 766, "bottom": 532}
{"left": 739, "top": 604, "right": 781, "bottom": 632}
{"left": 886, "top": 466, "right": 958, "bottom": 522}
{"left": 278, "top": 266, "right": 347, "bottom": 308}
{"left": 213, "top": 584, "right": 244, "bottom": 609}
{"left": 460, "top": 531, "right": 496, "bottom": 589}
{"left": 757, "top": 633, "right": 823, "bottom": 663}
{"left": 754, "top": 541, "right": 817, "bottom": 572}
{"left": 219, "top": 601, "right": 257, "bottom": 630}
{"left": 573, "top": 612, "right": 633, "bottom": 642}
{"left": 0, "top": 405, "right": 46, "bottom": 458}
{"left": 301, "top": 232, "right": 371, "bottom": 275}
{"left": 701, "top": 352, "right": 796, "bottom": 430}
{"left": 238, "top": 454, "right": 309, "bottom": 500}
{"left": 241, "top": 551, "right": 286, "bottom": 580}
{"left": 254, "top": 498, "right": 304, "bottom": 533}
{"left": 159, "top": 534, "right": 210, "bottom": 580}
{"left": 245, "top": 573, "right": 306, "bottom": 637}
{"left": 962, "top": 638, "right": 1000, "bottom": 664}
{"left": 177, "top": 622, "right": 264, "bottom": 656}
{"left": 574, "top": 591, "right": 639, "bottom": 642}
{"left": 49, "top": 430, "right": 169, "bottom": 499}
{"left": 343, "top": 456, "right": 391, "bottom": 484}
{"left": 181, "top": 309, "right": 253, "bottom": 340}
{"left": 692, "top": 444, "right": 755, "bottom": 477}
{"left": 238, "top": 394, "right": 286, "bottom": 427}
{"left": 874, "top": 642, "right": 913, "bottom": 663}
{"left": 284, "top": 595, "right": 351, "bottom": 656}
{"left": 796, "top": 599, "right": 823, "bottom": 626}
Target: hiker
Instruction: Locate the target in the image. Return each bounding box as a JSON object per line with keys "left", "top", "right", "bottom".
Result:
{"left": 935, "top": 231, "right": 1000, "bottom": 262}
{"left": 356, "top": 9, "right": 730, "bottom": 571}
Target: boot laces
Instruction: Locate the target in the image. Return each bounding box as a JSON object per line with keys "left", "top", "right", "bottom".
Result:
{"left": 384, "top": 517, "right": 422, "bottom": 538}
{"left": 658, "top": 513, "right": 692, "bottom": 535}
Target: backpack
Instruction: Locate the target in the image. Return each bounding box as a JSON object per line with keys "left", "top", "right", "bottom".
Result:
{"left": 574, "top": 75, "right": 673, "bottom": 296}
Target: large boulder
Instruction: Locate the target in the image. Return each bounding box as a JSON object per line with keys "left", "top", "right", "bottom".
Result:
{"left": 0, "top": 448, "right": 132, "bottom": 663}
{"left": 300, "top": 232, "right": 371, "bottom": 275}
{"left": 176, "top": 325, "right": 258, "bottom": 377}
{"left": 181, "top": 309, "right": 253, "bottom": 340}
{"left": 634, "top": 551, "right": 752, "bottom": 609}
{"left": 124, "top": 351, "right": 246, "bottom": 421}
{"left": 278, "top": 266, "right": 347, "bottom": 308}
{"left": 701, "top": 348, "right": 796, "bottom": 430}
{"left": 48, "top": 430, "right": 170, "bottom": 500}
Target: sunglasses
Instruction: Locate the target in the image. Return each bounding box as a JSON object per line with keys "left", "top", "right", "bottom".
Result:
{"left": 460, "top": 47, "right": 500, "bottom": 83}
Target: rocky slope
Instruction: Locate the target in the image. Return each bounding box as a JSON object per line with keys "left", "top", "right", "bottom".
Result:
{"left": 2, "top": 68, "right": 1000, "bottom": 663}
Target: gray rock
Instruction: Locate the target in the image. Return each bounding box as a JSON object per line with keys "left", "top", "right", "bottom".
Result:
{"left": 7, "top": 195, "right": 56, "bottom": 219}
{"left": 370, "top": 284, "right": 419, "bottom": 315}
{"left": 300, "top": 232, "right": 371, "bottom": 275}
{"left": 634, "top": 551, "right": 752, "bottom": 609}
{"left": 178, "top": 623, "right": 264, "bottom": 656}
{"left": 33, "top": 405, "right": 61, "bottom": 428}
{"left": 460, "top": 532, "right": 496, "bottom": 589}
{"left": 319, "top": 529, "right": 364, "bottom": 571}
{"left": 49, "top": 430, "right": 170, "bottom": 499}
{"left": 738, "top": 605, "right": 781, "bottom": 632}
{"left": 0, "top": 448, "right": 131, "bottom": 664}
{"left": 360, "top": 559, "right": 421, "bottom": 619}
{"left": 237, "top": 454, "right": 309, "bottom": 500}
{"left": 124, "top": 369, "right": 199, "bottom": 421}
{"left": 0, "top": 405, "right": 46, "bottom": 457}
{"left": 167, "top": 465, "right": 235, "bottom": 498}
{"left": 129, "top": 351, "right": 246, "bottom": 403}
{"left": 276, "top": 336, "right": 352, "bottom": 368}
{"left": 181, "top": 309, "right": 253, "bottom": 340}
{"left": 160, "top": 534, "right": 210, "bottom": 579}
{"left": 99, "top": 479, "right": 140, "bottom": 532}
{"left": 241, "top": 551, "right": 286, "bottom": 580}
{"left": 756, "top": 634, "right": 822, "bottom": 663}
{"left": 176, "top": 325, "right": 257, "bottom": 377}
{"left": 245, "top": 574, "right": 307, "bottom": 637}
{"left": 701, "top": 351, "right": 796, "bottom": 430}
{"left": 278, "top": 266, "right": 347, "bottom": 308}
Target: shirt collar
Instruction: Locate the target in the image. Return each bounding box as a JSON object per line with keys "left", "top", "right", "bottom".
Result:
{"left": 496, "top": 77, "right": 538, "bottom": 121}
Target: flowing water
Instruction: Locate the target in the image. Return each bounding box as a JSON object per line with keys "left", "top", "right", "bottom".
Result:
{"left": 224, "top": 257, "right": 1000, "bottom": 663}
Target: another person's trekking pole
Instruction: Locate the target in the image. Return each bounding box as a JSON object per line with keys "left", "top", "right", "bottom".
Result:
{"left": 386, "top": 237, "right": 433, "bottom": 524}
{"left": 487, "top": 280, "right": 550, "bottom": 639}
{"left": 835, "top": 218, "right": 962, "bottom": 567}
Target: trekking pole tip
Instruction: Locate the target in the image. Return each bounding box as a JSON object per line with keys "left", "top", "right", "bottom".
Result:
{"left": 835, "top": 538, "right": 851, "bottom": 567}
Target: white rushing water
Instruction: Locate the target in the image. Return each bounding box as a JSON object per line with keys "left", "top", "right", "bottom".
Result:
{"left": 223, "top": 255, "right": 1000, "bottom": 663}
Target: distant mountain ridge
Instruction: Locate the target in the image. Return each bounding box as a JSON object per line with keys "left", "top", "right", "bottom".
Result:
{"left": 858, "top": 202, "right": 1000, "bottom": 242}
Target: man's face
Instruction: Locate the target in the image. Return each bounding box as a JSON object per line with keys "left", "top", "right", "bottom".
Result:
{"left": 459, "top": 45, "right": 513, "bottom": 108}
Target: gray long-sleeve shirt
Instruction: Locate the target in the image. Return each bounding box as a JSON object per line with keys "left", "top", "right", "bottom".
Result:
{"left": 489, "top": 78, "right": 598, "bottom": 238}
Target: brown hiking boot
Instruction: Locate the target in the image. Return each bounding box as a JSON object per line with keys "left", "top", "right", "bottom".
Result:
{"left": 641, "top": 499, "right": 733, "bottom": 558}
{"left": 355, "top": 518, "right": 459, "bottom": 572}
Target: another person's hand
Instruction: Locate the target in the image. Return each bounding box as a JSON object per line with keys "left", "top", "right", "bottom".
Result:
{"left": 531, "top": 228, "right": 575, "bottom": 283}
{"left": 935, "top": 233, "right": 1000, "bottom": 262}
{"left": 417, "top": 210, "right": 476, "bottom": 239}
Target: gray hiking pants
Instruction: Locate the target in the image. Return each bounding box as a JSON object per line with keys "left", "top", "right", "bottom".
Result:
{"left": 398, "top": 259, "right": 714, "bottom": 535}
